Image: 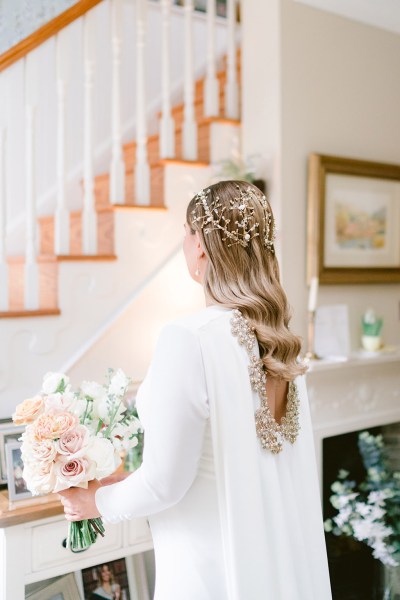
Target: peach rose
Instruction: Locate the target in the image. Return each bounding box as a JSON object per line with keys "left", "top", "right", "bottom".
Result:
{"left": 53, "top": 456, "right": 96, "bottom": 492}
{"left": 12, "top": 395, "right": 44, "bottom": 425}
{"left": 33, "top": 412, "right": 78, "bottom": 441}
{"left": 55, "top": 425, "right": 90, "bottom": 458}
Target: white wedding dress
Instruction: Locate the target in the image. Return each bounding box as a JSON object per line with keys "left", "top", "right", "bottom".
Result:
{"left": 95, "top": 306, "right": 332, "bottom": 599}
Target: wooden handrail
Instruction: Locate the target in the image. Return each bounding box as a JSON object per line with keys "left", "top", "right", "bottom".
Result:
{"left": 0, "top": 0, "right": 104, "bottom": 73}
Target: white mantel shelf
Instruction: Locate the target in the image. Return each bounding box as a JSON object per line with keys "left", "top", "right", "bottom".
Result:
{"left": 307, "top": 347, "right": 400, "bottom": 373}
{"left": 305, "top": 347, "right": 400, "bottom": 486}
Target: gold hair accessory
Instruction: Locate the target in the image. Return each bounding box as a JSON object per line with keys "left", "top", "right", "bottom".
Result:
{"left": 190, "top": 186, "right": 276, "bottom": 251}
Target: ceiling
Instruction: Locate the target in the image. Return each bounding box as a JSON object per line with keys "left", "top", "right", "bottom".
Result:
{"left": 293, "top": 0, "right": 400, "bottom": 35}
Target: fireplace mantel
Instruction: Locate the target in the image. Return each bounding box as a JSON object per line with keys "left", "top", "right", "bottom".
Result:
{"left": 306, "top": 350, "right": 400, "bottom": 482}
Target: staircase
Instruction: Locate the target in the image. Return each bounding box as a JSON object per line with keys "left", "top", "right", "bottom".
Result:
{"left": 0, "top": 0, "right": 241, "bottom": 417}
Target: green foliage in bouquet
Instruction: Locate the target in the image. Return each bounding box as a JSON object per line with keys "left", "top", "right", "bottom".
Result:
{"left": 324, "top": 431, "right": 400, "bottom": 567}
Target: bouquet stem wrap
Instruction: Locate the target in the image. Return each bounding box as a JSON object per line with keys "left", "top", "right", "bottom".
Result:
{"left": 67, "top": 517, "right": 105, "bottom": 552}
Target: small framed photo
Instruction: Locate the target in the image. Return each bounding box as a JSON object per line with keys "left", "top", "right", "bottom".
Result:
{"left": 81, "top": 557, "right": 132, "bottom": 600}
{"left": 307, "top": 153, "right": 400, "bottom": 284}
{"left": 0, "top": 419, "right": 24, "bottom": 484}
{"left": 5, "top": 440, "right": 32, "bottom": 501}
{"left": 25, "top": 573, "right": 80, "bottom": 600}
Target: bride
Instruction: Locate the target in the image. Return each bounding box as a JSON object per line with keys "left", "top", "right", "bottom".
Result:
{"left": 59, "top": 180, "right": 332, "bottom": 599}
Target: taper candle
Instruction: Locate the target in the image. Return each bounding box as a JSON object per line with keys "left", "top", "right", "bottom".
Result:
{"left": 308, "top": 276, "right": 319, "bottom": 313}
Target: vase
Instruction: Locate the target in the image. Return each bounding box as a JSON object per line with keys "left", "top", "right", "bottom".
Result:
{"left": 361, "top": 335, "right": 382, "bottom": 352}
{"left": 382, "top": 564, "right": 400, "bottom": 599}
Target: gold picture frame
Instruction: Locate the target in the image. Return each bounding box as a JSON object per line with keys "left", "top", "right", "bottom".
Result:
{"left": 307, "top": 154, "right": 400, "bottom": 284}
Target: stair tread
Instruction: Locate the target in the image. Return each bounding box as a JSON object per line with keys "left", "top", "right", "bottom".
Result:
{"left": 0, "top": 309, "right": 61, "bottom": 319}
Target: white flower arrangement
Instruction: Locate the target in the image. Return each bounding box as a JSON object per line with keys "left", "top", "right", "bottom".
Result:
{"left": 324, "top": 432, "right": 400, "bottom": 568}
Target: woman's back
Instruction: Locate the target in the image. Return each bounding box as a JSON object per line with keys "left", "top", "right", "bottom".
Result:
{"left": 132, "top": 305, "right": 332, "bottom": 600}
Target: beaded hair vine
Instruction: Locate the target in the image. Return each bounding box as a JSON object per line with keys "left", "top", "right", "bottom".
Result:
{"left": 190, "top": 184, "right": 276, "bottom": 251}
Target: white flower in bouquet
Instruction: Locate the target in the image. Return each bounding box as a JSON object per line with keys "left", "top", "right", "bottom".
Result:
{"left": 111, "top": 418, "right": 141, "bottom": 452}
{"left": 97, "top": 396, "right": 126, "bottom": 425}
{"left": 108, "top": 368, "right": 131, "bottom": 397}
{"left": 86, "top": 436, "right": 121, "bottom": 479}
{"left": 42, "top": 372, "right": 70, "bottom": 395}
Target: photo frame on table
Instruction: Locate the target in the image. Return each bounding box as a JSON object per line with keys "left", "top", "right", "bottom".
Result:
{"left": 0, "top": 419, "right": 24, "bottom": 484}
{"left": 81, "top": 557, "right": 132, "bottom": 600}
{"left": 5, "top": 439, "right": 32, "bottom": 501}
{"left": 307, "top": 154, "right": 400, "bottom": 284}
{"left": 25, "top": 573, "right": 80, "bottom": 600}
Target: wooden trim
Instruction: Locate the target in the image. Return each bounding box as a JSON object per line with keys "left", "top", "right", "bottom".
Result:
{"left": 0, "top": 489, "right": 63, "bottom": 527}
{"left": 54, "top": 254, "right": 118, "bottom": 261}
{"left": 0, "top": 309, "right": 61, "bottom": 319}
{"left": 0, "top": 0, "right": 103, "bottom": 73}
{"left": 159, "top": 158, "right": 209, "bottom": 168}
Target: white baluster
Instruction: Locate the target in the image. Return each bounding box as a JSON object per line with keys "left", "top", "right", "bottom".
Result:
{"left": 204, "top": 0, "right": 219, "bottom": 117}
{"left": 182, "top": 0, "right": 197, "bottom": 161}
{"left": 24, "top": 56, "right": 39, "bottom": 310}
{"left": 0, "top": 128, "right": 8, "bottom": 311}
{"left": 82, "top": 12, "right": 97, "bottom": 253}
{"left": 55, "top": 32, "right": 69, "bottom": 255}
{"left": 225, "top": 0, "right": 239, "bottom": 119}
{"left": 159, "top": 0, "right": 175, "bottom": 159}
{"left": 135, "top": 0, "right": 150, "bottom": 205}
{"left": 109, "top": 0, "right": 125, "bottom": 205}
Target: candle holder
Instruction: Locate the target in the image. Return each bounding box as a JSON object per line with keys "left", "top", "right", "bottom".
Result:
{"left": 305, "top": 310, "right": 320, "bottom": 361}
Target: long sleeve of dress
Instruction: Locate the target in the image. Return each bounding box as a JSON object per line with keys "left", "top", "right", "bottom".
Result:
{"left": 95, "top": 323, "right": 209, "bottom": 522}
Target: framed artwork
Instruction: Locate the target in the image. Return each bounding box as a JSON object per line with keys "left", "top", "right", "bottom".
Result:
{"left": 0, "top": 419, "right": 25, "bottom": 484}
{"left": 25, "top": 573, "right": 80, "bottom": 600}
{"left": 5, "top": 440, "right": 32, "bottom": 501}
{"left": 307, "top": 154, "right": 400, "bottom": 284}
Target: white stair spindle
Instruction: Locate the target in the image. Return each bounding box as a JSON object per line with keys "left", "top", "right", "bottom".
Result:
{"left": 225, "top": 0, "right": 239, "bottom": 119}
{"left": 159, "top": 0, "right": 175, "bottom": 159}
{"left": 0, "top": 128, "right": 8, "bottom": 311}
{"left": 182, "top": 0, "right": 197, "bottom": 161}
{"left": 55, "top": 32, "right": 70, "bottom": 255}
{"left": 24, "top": 56, "right": 39, "bottom": 310}
{"left": 109, "top": 0, "right": 125, "bottom": 205}
{"left": 82, "top": 12, "right": 97, "bottom": 254}
{"left": 135, "top": 0, "right": 150, "bottom": 205}
{"left": 204, "top": 0, "right": 219, "bottom": 117}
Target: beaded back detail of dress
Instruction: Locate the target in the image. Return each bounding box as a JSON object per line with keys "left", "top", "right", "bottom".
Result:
{"left": 230, "top": 309, "right": 300, "bottom": 454}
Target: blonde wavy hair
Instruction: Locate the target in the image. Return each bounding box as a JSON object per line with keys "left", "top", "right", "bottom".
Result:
{"left": 187, "top": 180, "right": 307, "bottom": 381}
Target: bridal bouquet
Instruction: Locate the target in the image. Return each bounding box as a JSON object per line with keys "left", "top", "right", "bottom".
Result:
{"left": 12, "top": 369, "right": 141, "bottom": 552}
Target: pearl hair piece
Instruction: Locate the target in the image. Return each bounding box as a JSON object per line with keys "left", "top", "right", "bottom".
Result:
{"left": 190, "top": 185, "right": 276, "bottom": 251}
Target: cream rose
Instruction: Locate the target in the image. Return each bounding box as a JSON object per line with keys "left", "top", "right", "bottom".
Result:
{"left": 12, "top": 395, "right": 44, "bottom": 425}
{"left": 44, "top": 391, "right": 76, "bottom": 414}
{"left": 53, "top": 456, "right": 96, "bottom": 492}
{"left": 33, "top": 412, "right": 78, "bottom": 441}
{"left": 55, "top": 425, "right": 90, "bottom": 458}
{"left": 86, "top": 436, "right": 121, "bottom": 479}
{"left": 23, "top": 462, "right": 56, "bottom": 495}
{"left": 22, "top": 438, "right": 57, "bottom": 465}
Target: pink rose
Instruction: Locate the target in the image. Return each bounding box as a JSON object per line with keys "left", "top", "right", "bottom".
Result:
{"left": 55, "top": 425, "right": 90, "bottom": 458}
{"left": 12, "top": 395, "right": 44, "bottom": 425}
{"left": 33, "top": 412, "right": 78, "bottom": 441}
{"left": 53, "top": 456, "right": 96, "bottom": 492}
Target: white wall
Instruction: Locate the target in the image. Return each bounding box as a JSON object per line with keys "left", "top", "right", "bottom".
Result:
{"left": 242, "top": 0, "right": 400, "bottom": 350}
